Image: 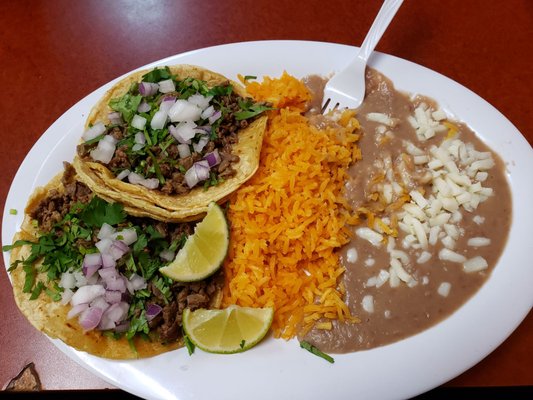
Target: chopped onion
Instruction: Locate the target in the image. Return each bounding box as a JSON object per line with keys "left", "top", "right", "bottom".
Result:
{"left": 105, "top": 290, "right": 122, "bottom": 304}
{"left": 131, "top": 114, "right": 147, "bottom": 130}
{"left": 67, "top": 303, "right": 89, "bottom": 320}
{"left": 90, "top": 135, "right": 116, "bottom": 164}
{"left": 100, "top": 302, "right": 129, "bottom": 330}
{"left": 159, "top": 96, "right": 176, "bottom": 114}
{"left": 73, "top": 271, "right": 88, "bottom": 287}
{"left": 208, "top": 110, "right": 222, "bottom": 124}
{"left": 109, "top": 240, "right": 129, "bottom": 260}
{"left": 137, "top": 101, "right": 151, "bottom": 113}
{"left": 95, "top": 237, "right": 113, "bottom": 254}
{"left": 129, "top": 273, "right": 147, "bottom": 291}
{"left": 184, "top": 165, "right": 199, "bottom": 188}
{"left": 158, "top": 79, "right": 176, "bottom": 93}
{"left": 139, "top": 82, "right": 159, "bottom": 97}
{"left": 146, "top": 304, "right": 163, "bottom": 321}
{"left": 177, "top": 143, "right": 191, "bottom": 158}
{"left": 101, "top": 252, "right": 116, "bottom": 269}
{"left": 203, "top": 149, "right": 221, "bottom": 167}
{"left": 90, "top": 296, "right": 110, "bottom": 312}
{"left": 127, "top": 172, "right": 160, "bottom": 189}
{"left": 60, "top": 288, "right": 74, "bottom": 305}
{"left": 82, "top": 253, "right": 102, "bottom": 278}
{"left": 114, "top": 321, "right": 130, "bottom": 333}
{"left": 134, "top": 132, "right": 146, "bottom": 145}
{"left": 188, "top": 93, "right": 212, "bottom": 110}
{"left": 170, "top": 121, "right": 198, "bottom": 143}
{"left": 201, "top": 105, "right": 215, "bottom": 119}
{"left": 159, "top": 249, "right": 175, "bottom": 262}
{"left": 105, "top": 275, "right": 127, "bottom": 293}
{"left": 70, "top": 285, "right": 106, "bottom": 306}
{"left": 59, "top": 271, "right": 76, "bottom": 290}
{"left": 151, "top": 110, "right": 168, "bottom": 130}
{"left": 112, "top": 228, "right": 137, "bottom": 246}
{"left": 168, "top": 100, "right": 202, "bottom": 122}
{"left": 79, "top": 307, "right": 104, "bottom": 331}
{"left": 82, "top": 122, "right": 106, "bottom": 141}
{"left": 115, "top": 169, "right": 131, "bottom": 181}
{"left": 108, "top": 112, "right": 123, "bottom": 125}
{"left": 98, "top": 267, "right": 119, "bottom": 281}
{"left": 98, "top": 223, "right": 116, "bottom": 240}
{"left": 185, "top": 161, "right": 210, "bottom": 188}
{"left": 193, "top": 135, "right": 209, "bottom": 153}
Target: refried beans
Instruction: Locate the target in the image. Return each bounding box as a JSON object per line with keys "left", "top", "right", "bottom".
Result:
{"left": 302, "top": 68, "right": 512, "bottom": 353}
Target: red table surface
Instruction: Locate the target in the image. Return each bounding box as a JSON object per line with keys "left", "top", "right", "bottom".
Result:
{"left": 1, "top": 0, "right": 531, "bottom": 394}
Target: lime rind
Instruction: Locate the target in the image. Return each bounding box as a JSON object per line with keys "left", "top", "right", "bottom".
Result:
{"left": 159, "top": 202, "right": 229, "bottom": 282}
{"left": 183, "top": 305, "right": 274, "bottom": 354}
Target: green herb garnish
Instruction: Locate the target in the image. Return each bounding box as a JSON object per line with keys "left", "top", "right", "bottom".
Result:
{"left": 300, "top": 341, "right": 334, "bottom": 363}
{"left": 184, "top": 335, "right": 195, "bottom": 355}
{"left": 9, "top": 208, "right": 18, "bottom": 215}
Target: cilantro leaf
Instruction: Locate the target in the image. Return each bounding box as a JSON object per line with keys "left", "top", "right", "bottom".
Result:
{"left": 300, "top": 341, "right": 334, "bottom": 363}
{"left": 184, "top": 335, "right": 195, "bottom": 355}
{"left": 79, "top": 197, "right": 126, "bottom": 228}
{"left": 142, "top": 67, "right": 172, "bottom": 83}
{"left": 234, "top": 102, "right": 273, "bottom": 120}
{"left": 109, "top": 93, "right": 142, "bottom": 123}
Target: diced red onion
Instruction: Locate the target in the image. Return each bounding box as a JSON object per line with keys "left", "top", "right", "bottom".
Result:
{"left": 90, "top": 136, "right": 116, "bottom": 164}
{"left": 209, "top": 110, "right": 222, "bottom": 124}
{"left": 201, "top": 105, "right": 215, "bottom": 119}
{"left": 168, "top": 100, "right": 202, "bottom": 122}
{"left": 98, "top": 223, "right": 115, "bottom": 240}
{"left": 59, "top": 271, "right": 76, "bottom": 290}
{"left": 67, "top": 303, "right": 89, "bottom": 320}
{"left": 139, "top": 82, "right": 159, "bottom": 97}
{"left": 127, "top": 172, "right": 160, "bottom": 189}
{"left": 101, "top": 252, "right": 116, "bottom": 269}
{"left": 137, "top": 101, "right": 151, "bottom": 113}
{"left": 177, "top": 143, "right": 191, "bottom": 158}
{"left": 113, "top": 228, "right": 138, "bottom": 245}
{"left": 83, "top": 253, "right": 102, "bottom": 278}
{"left": 129, "top": 273, "right": 147, "bottom": 291}
{"left": 95, "top": 238, "right": 113, "bottom": 254}
{"left": 98, "top": 267, "right": 119, "bottom": 281}
{"left": 158, "top": 79, "right": 176, "bottom": 93}
{"left": 185, "top": 161, "right": 210, "bottom": 188}
{"left": 193, "top": 135, "right": 209, "bottom": 153}
{"left": 105, "top": 290, "right": 122, "bottom": 304}
{"left": 82, "top": 122, "right": 106, "bottom": 141}
{"left": 109, "top": 240, "right": 129, "bottom": 260}
{"left": 159, "top": 249, "right": 175, "bottom": 262}
{"left": 79, "top": 306, "right": 104, "bottom": 331}
{"left": 114, "top": 321, "right": 130, "bottom": 333}
{"left": 115, "top": 169, "right": 131, "bottom": 181}
{"left": 188, "top": 93, "right": 212, "bottom": 110}
{"left": 159, "top": 96, "right": 176, "bottom": 114}
{"left": 203, "top": 149, "right": 221, "bottom": 167}
{"left": 86, "top": 273, "right": 99, "bottom": 285}
{"left": 70, "top": 285, "right": 106, "bottom": 306}
{"left": 131, "top": 114, "right": 147, "bottom": 130}
{"left": 108, "top": 112, "right": 124, "bottom": 126}
{"left": 134, "top": 132, "right": 146, "bottom": 145}
{"left": 146, "top": 304, "right": 163, "bottom": 321}
{"left": 90, "top": 296, "right": 110, "bottom": 313}
{"left": 105, "top": 275, "right": 127, "bottom": 293}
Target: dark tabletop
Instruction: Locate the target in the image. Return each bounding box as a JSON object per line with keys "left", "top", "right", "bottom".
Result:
{"left": 0, "top": 0, "right": 531, "bottom": 394}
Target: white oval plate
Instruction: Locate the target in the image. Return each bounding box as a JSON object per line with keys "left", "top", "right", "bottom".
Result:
{"left": 3, "top": 41, "right": 533, "bottom": 400}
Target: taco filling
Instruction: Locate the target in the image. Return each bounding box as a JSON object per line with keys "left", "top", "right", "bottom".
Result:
{"left": 5, "top": 164, "right": 223, "bottom": 357}
{"left": 76, "top": 66, "right": 271, "bottom": 195}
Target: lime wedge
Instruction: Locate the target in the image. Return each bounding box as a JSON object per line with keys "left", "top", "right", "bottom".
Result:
{"left": 183, "top": 305, "right": 274, "bottom": 354}
{"left": 159, "top": 202, "right": 229, "bottom": 282}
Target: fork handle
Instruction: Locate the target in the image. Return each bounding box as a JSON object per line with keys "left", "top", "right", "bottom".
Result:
{"left": 358, "top": 0, "right": 404, "bottom": 63}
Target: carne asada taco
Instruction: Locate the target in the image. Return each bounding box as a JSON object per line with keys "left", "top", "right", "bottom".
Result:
{"left": 74, "top": 64, "right": 269, "bottom": 222}
{"left": 5, "top": 164, "right": 223, "bottom": 359}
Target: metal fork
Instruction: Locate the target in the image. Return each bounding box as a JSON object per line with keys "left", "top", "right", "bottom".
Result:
{"left": 322, "top": 0, "right": 404, "bottom": 112}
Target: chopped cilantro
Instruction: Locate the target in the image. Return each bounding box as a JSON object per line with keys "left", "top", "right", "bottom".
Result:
{"left": 109, "top": 93, "right": 142, "bottom": 123}
{"left": 234, "top": 99, "right": 273, "bottom": 120}
{"left": 300, "top": 341, "right": 334, "bottom": 363}
{"left": 243, "top": 75, "right": 257, "bottom": 81}
{"left": 9, "top": 209, "right": 17, "bottom": 215}
{"left": 142, "top": 67, "right": 172, "bottom": 83}
{"left": 79, "top": 197, "right": 126, "bottom": 228}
